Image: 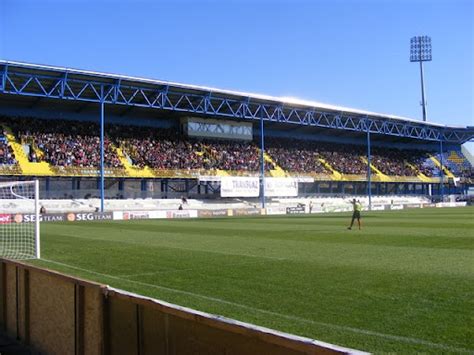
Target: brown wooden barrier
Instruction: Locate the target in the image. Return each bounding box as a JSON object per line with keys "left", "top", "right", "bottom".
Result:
{"left": 0, "top": 259, "right": 366, "bottom": 355}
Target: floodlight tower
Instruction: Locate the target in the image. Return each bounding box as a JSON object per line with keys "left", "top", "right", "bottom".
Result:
{"left": 410, "top": 36, "right": 432, "bottom": 122}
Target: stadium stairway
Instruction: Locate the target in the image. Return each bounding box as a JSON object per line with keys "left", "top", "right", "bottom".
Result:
{"left": 317, "top": 158, "right": 342, "bottom": 180}
{"left": 359, "top": 156, "right": 391, "bottom": 182}
{"left": 3, "top": 126, "right": 53, "bottom": 176}
{"left": 405, "top": 162, "right": 434, "bottom": 182}
{"left": 263, "top": 152, "right": 286, "bottom": 177}
{"left": 28, "top": 142, "right": 46, "bottom": 161}
{"left": 198, "top": 144, "right": 230, "bottom": 176}
{"left": 215, "top": 169, "right": 230, "bottom": 177}
{"left": 429, "top": 155, "right": 455, "bottom": 178}
{"left": 114, "top": 146, "right": 153, "bottom": 178}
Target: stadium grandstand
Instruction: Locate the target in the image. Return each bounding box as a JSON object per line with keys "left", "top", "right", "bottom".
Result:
{"left": 0, "top": 60, "right": 473, "bottom": 212}
{"left": 1, "top": 61, "right": 473, "bottom": 355}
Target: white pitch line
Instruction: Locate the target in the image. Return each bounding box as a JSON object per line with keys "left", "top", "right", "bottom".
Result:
{"left": 41, "top": 259, "right": 474, "bottom": 354}
{"left": 57, "top": 233, "right": 286, "bottom": 261}
{"left": 119, "top": 259, "right": 266, "bottom": 278}
{"left": 119, "top": 271, "right": 168, "bottom": 278}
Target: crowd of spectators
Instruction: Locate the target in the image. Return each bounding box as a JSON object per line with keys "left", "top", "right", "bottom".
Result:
{"left": 204, "top": 140, "right": 271, "bottom": 171}
{"left": 265, "top": 138, "right": 329, "bottom": 174}
{"left": 318, "top": 144, "right": 367, "bottom": 175}
{"left": 0, "top": 131, "right": 16, "bottom": 165}
{"left": 371, "top": 148, "right": 433, "bottom": 177}
{"left": 112, "top": 124, "right": 269, "bottom": 171}
{"left": 122, "top": 137, "right": 206, "bottom": 170}
{"left": 265, "top": 137, "right": 437, "bottom": 176}
{"left": 2, "top": 116, "right": 122, "bottom": 168}
{"left": 462, "top": 168, "right": 474, "bottom": 181}
{"left": 0, "top": 115, "right": 459, "bottom": 177}
{"left": 265, "top": 138, "right": 368, "bottom": 174}
{"left": 110, "top": 125, "right": 203, "bottom": 170}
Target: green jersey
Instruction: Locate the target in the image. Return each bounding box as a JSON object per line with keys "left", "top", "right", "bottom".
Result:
{"left": 352, "top": 201, "right": 362, "bottom": 212}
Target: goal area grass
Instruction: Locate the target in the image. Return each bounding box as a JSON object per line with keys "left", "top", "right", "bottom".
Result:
{"left": 31, "top": 207, "right": 473, "bottom": 354}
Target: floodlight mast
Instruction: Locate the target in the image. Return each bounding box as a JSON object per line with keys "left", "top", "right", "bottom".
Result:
{"left": 410, "top": 36, "right": 432, "bottom": 122}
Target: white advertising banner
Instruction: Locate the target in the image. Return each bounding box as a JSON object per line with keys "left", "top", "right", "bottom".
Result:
{"left": 436, "top": 202, "right": 467, "bottom": 208}
{"left": 166, "top": 210, "right": 198, "bottom": 219}
{"left": 265, "top": 206, "right": 288, "bottom": 215}
{"left": 264, "top": 178, "right": 298, "bottom": 197}
{"left": 112, "top": 210, "right": 167, "bottom": 220}
{"left": 220, "top": 177, "right": 260, "bottom": 197}
{"left": 390, "top": 204, "right": 404, "bottom": 210}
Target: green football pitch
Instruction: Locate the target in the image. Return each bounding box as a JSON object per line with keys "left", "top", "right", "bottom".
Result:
{"left": 32, "top": 207, "right": 473, "bottom": 354}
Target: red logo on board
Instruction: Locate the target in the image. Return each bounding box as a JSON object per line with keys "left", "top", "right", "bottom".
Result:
{"left": 0, "top": 214, "right": 11, "bottom": 224}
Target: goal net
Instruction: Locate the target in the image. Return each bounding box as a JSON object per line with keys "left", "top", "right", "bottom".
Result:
{"left": 0, "top": 180, "right": 40, "bottom": 259}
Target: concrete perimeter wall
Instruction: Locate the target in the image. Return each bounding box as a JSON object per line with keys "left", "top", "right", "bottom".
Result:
{"left": 0, "top": 259, "right": 365, "bottom": 355}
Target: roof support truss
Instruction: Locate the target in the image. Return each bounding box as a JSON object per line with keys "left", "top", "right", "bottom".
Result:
{"left": 1, "top": 69, "right": 473, "bottom": 144}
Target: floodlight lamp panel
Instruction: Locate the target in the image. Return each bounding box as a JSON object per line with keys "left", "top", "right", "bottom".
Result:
{"left": 410, "top": 35, "right": 432, "bottom": 62}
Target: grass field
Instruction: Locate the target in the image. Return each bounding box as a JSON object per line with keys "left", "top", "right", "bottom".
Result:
{"left": 31, "top": 207, "right": 473, "bottom": 354}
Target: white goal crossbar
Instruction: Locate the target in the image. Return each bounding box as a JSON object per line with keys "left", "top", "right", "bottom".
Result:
{"left": 0, "top": 180, "right": 40, "bottom": 259}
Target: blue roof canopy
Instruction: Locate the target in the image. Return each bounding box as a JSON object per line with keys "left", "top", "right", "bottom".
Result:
{"left": 1, "top": 60, "right": 473, "bottom": 144}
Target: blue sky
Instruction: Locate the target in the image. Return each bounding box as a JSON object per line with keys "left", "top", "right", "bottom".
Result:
{"left": 0, "top": 0, "right": 472, "bottom": 149}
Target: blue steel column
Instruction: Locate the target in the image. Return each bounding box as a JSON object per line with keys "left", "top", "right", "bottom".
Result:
{"left": 100, "top": 100, "right": 105, "bottom": 212}
{"left": 260, "top": 109, "right": 265, "bottom": 209}
{"left": 439, "top": 139, "right": 444, "bottom": 201}
{"left": 366, "top": 119, "right": 372, "bottom": 210}
{"left": 1, "top": 64, "right": 8, "bottom": 93}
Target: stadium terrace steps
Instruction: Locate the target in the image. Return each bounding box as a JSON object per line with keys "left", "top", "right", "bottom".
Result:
{"left": 317, "top": 158, "right": 342, "bottom": 180}
{"left": 215, "top": 169, "right": 230, "bottom": 177}
{"left": 114, "top": 145, "right": 154, "bottom": 178}
{"left": 31, "top": 143, "right": 45, "bottom": 160}
{"left": 429, "top": 155, "right": 455, "bottom": 178}
{"left": 359, "top": 156, "right": 390, "bottom": 182}
{"left": 263, "top": 152, "right": 286, "bottom": 177}
{"left": 406, "top": 162, "right": 435, "bottom": 183}
{"left": 3, "top": 126, "right": 52, "bottom": 176}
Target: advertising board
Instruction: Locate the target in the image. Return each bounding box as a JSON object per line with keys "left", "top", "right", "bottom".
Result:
{"left": 264, "top": 178, "right": 298, "bottom": 197}
{"left": 198, "top": 209, "right": 229, "bottom": 218}
{"left": 220, "top": 177, "right": 259, "bottom": 197}
{"left": 390, "top": 204, "right": 404, "bottom": 210}
{"left": 265, "top": 206, "right": 287, "bottom": 215}
{"left": 166, "top": 210, "right": 198, "bottom": 219}
{"left": 286, "top": 206, "right": 305, "bottom": 214}
{"left": 233, "top": 208, "right": 261, "bottom": 216}
{"left": 436, "top": 202, "right": 467, "bottom": 208}
{"left": 66, "top": 212, "right": 113, "bottom": 222}
{"left": 404, "top": 204, "right": 421, "bottom": 209}
{"left": 0, "top": 214, "right": 11, "bottom": 224}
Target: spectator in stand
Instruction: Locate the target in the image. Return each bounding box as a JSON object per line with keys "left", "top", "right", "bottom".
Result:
{"left": 113, "top": 124, "right": 271, "bottom": 172}
{"left": 0, "top": 115, "right": 458, "bottom": 177}
{"left": 2, "top": 117, "right": 122, "bottom": 169}
{"left": 0, "top": 141, "right": 16, "bottom": 165}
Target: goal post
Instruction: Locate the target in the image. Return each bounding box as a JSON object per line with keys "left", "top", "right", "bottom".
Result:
{"left": 0, "top": 180, "right": 40, "bottom": 259}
